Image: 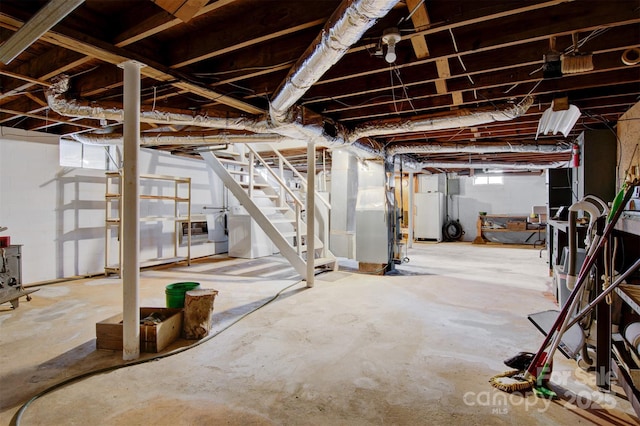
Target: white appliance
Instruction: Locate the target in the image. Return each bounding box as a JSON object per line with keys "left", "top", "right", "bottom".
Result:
{"left": 414, "top": 192, "right": 445, "bottom": 241}
{"left": 227, "top": 206, "right": 275, "bottom": 259}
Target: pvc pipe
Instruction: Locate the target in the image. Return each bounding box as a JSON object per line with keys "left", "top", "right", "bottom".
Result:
{"left": 121, "top": 61, "right": 142, "bottom": 361}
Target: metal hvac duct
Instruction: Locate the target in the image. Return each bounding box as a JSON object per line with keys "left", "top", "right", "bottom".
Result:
{"left": 70, "top": 132, "right": 286, "bottom": 146}
{"left": 386, "top": 141, "right": 571, "bottom": 156}
{"left": 269, "top": 0, "right": 400, "bottom": 123}
{"left": 46, "top": 76, "right": 271, "bottom": 134}
{"left": 350, "top": 97, "right": 534, "bottom": 141}
{"left": 48, "top": 76, "right": 536, "bottom": 160}
{"left": 412, "top": 160, "right": 569, "bottom": 170}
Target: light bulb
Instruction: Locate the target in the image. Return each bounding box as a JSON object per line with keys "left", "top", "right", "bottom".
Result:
{"left": 385, "top": 41, "right": 396, "bottom": 63}
{"left": 381, "top": 28, "right": 400, "bottom": 64}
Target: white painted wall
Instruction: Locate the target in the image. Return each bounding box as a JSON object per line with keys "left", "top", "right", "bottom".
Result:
{"left": 0, "top": 128, "right": 227, "bottom": 284}
{"left": 447, "top": 174, "right": 547, "bottom": 242}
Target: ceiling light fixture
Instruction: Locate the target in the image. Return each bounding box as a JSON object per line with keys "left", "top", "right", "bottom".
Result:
{"left": 382, "top": 28, "right": 401, "bottom": 63}
{"left": 535, "top": 97, "right": 581, "bottom": 139}
{"left": 0, "top": 0, "right": 84, "bottom": 65}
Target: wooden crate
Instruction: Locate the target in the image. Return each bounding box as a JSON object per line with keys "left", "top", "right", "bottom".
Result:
{"left": 96, "top": 307, "right": 183, "bottom": 353}
{"left": 506, "top": 221, "right": 527, "bottom": 231}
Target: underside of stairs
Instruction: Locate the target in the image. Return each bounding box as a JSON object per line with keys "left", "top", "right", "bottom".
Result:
{"left": 200, "top": 146, "right": 337, "bottom": 282}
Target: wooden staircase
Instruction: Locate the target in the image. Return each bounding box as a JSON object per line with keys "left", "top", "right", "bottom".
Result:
{"left": 200, "top": 145, "right": 337, "bottom": 281}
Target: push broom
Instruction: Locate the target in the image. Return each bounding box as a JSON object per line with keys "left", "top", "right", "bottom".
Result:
{"left": 561, "top": 32, "right": 594, "bottom": 75}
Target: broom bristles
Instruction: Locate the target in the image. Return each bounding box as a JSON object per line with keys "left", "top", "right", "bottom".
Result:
{"left": 561, "top": 53, "right": 594, "bottom": 74}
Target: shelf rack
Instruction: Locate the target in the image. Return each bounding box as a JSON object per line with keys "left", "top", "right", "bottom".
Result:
{"left": 104, "top": 171, "right": 191, "bottom": 275}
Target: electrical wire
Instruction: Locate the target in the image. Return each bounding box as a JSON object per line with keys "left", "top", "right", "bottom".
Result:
{"left": 12, "top": 279, "right": 305, "bottom": 426}
{"left": 193, "top": 61, "right": 295, "bottom": 76}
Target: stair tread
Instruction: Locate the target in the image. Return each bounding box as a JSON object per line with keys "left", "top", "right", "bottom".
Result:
{"left": 227, "top": 169, "right": 252, "bottom": 175}
{"left": 281, "top": 231, "right": 306, "bottom": 237}
{"left": 260, "top": 206, "right": 290, "bottom": 211}
{"left": 295, "top": 243, "right": 324, "bottom": 252}
{"left": 314, "top": 257, "right": 337, "bottom": 267}
{"left": 270, "top": 218, "right": 296, "bottom": 223}
{"left": 218, "top": 158, "right": 249, "bottom": 167}
{"left": 239, "top": 182, "right": 268, "bottom": 188}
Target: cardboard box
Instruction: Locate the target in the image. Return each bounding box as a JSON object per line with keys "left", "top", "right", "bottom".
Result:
{"left": 506, "top": 221, "right": 527, "bottom": 231}
{"left": 96, "top": 307, "right": 183, "bottom": 352}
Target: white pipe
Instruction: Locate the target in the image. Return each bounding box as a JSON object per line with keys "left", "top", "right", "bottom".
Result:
{"left": 270, "top": 0, "right": 400, "bottom": 123}
{"left": 306, "top": 141, "right": 316, "bottom": 288}
{"left": 121, "top": 60, "right": 142, "bottom": 361}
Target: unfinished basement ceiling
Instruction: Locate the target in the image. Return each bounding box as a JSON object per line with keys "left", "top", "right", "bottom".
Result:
{"left": 0, "top": 0, "right": 638, "bottom": 172}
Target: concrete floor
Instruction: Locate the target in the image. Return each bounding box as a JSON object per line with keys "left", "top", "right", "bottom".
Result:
{"left": 1, "top": 242, "right": 638, "bottom": 425}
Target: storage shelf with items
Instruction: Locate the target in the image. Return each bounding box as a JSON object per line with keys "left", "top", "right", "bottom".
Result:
{"left": 104, "top": 171, "right": 192, "bottom": 275}
{"left": 473, "top": 214, "right": 546, "bottom": 245}
{"left": 610, "top": 211, "right": 640, "bottom": 416}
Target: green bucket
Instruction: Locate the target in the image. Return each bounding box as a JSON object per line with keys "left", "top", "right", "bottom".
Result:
{"left": 165, "top": 282, "right": 201, "bottom": 308}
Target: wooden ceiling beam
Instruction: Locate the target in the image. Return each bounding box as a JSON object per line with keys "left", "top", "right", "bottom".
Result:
{"left": 405, "top": 0, "right": 431, "bottom": 59}
{"left": 167, "top": 1, "right": 334, "bottom": 69}
{"left": 317, "top": 3, "right": 639, "bottom": 89}
{"left": 113, "top": 0, "right": 241, "bottom": 47}
{"left": 0, "top": 12, "right": 264, "bottom": 115}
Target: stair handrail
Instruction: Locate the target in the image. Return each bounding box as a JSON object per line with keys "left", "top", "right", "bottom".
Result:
{"left": 246, "top": 145, "right": 305, "bottom": 253}
{"left": 267, "top": 143, "right": 331, "bottom": 211}
{"left": 246, "top": 145, "right": 304, "bottom": 208}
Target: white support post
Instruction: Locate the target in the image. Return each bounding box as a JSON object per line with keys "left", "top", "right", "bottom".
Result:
{"left": 306, "top": 141, "right": 315, "bottom": 288}
{"left": 408, "top": 172, "right": 414, "bottom": 248}
{"left": 248, "top": 151, "right": 254, "bottom": 198}
{"left": 121, "top": 60, "right": 142, "bottom": 361}
{"left": 279, "top": 157, "right": 285, "bottom": 207}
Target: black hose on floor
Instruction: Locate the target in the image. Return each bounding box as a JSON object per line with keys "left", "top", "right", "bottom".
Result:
{"left": 12, "top": 280, "right": 304, "bottom": 426}
{"left": 442, "top": 220, "right": 464, "bottom": 241}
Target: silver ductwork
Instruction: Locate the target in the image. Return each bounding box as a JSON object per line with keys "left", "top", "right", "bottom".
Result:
{"left": 47, "top": 77, "right": 271, "bottom": 134}
{"left": 386, "top": 141, "right": 571, "bottom": 156}
{"left": 48, "top": 79, "right": 535, "bottom": 161}
{"left": 412, "top": 161, "right": 569, "bottom": 170}
{"left": 70, "top": 132, "right": 286, "bottom": 146}
{"left": 270, "top": 0, "right": 400, "bottom": 123}
{"left": 350, "top": 97, "right": 534, "bottom": 141}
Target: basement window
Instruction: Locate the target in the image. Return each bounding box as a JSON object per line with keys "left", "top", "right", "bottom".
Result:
{"left": 59, "top": 139, "right": 117, "bottom": 170}
{"left": 473, "top": 176, "right": 503, "bottom": 185}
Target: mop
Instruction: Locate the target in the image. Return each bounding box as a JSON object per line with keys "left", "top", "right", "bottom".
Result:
{"left": 490, "top": 182, "right": 638, "bottom": 394}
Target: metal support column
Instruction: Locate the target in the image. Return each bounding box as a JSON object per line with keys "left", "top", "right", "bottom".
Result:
{"left": 121, "top": 60, "right": 142, "bottom": 361}
{"left": 306, "top": 141, "right": 315, "bottom": 288}
{"left": 408, "top": 172, "right": 414, "bottom": 248}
